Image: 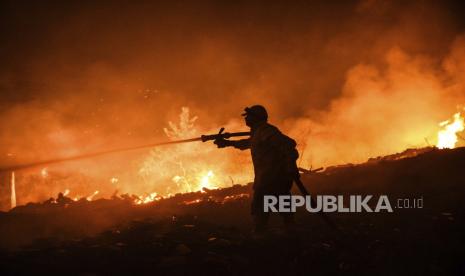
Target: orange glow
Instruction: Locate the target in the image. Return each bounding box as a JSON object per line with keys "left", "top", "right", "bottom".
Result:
{"left": 86, "top": 190, "right": 99, "bottom": 201}
{"left": 199, "top": 170, "right": 218, "bottom": 191}
{"left": 40, "top": 168, "right": 48, "bottom": 178}
{"left": 3, "top": 2, "right": 465, "bottom": 213}
{"left": 437, "top": 112, "right": 465, "bottom": 149}
{"left": 134, "top": 192, "right": 162, "bottom": 205}
{"left": 183, "top": 199, "right": 202, "bottom": 205}
{"left": 137, "top": 107, "right": 251, "bottom": 197}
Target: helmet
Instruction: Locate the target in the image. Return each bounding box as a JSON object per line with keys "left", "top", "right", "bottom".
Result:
{"left": 241, "top": 105, "right": 268, "bottom": 121}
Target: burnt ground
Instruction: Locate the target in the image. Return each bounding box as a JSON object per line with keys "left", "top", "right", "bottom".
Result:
{"left": 0, "top": 147, "right": 464, "bottom": 275}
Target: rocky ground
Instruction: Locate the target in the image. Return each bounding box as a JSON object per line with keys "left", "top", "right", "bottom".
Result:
{"left": 0, "top": 147, "right": 464, "bottom": 275}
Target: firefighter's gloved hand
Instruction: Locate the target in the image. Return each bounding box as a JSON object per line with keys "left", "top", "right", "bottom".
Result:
{"left": 214, "top": 138, "right": 232, "bottom": 148}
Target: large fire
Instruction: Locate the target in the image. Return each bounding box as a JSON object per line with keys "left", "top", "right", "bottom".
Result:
{"left": 436, "top": 112, "right": 465, "bottom": 149}
{"left": 137, "top": 107, "right": 250, "bottom": 200}
{"left": 6, "top": 106, "right": 465, "bottom": 210}
{"left": 3, "top": 107, "right": 252, "bottom": 209}
{"left": 128, "top": 108, "right": 462, "bottom": 206}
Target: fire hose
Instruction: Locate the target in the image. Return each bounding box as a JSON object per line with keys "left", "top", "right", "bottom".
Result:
{"left": 0, "top": 128, "right": 250, "bottom": 172}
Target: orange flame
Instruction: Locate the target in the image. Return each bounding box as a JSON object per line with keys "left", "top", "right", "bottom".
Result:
{"left": 86, "top": 190, "right": 99, "bottom": 201}
{"left": 436, "top": 112, "right": 465, "bottom": 149}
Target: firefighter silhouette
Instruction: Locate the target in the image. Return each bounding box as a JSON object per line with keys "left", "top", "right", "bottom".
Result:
{"left": 215, "top": 105, "right": 299, "bottom": 233}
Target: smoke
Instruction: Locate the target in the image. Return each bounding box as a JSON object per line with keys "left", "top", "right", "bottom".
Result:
{"left": 0, "top": 1, "right": 465, "bottom": 208}
{"left": 290, "top": 37, "right": 465, "bottom": 167}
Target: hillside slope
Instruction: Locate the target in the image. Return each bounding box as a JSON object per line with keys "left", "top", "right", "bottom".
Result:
{"left": 0, "top": 147, "right": 464, "bottom": 275}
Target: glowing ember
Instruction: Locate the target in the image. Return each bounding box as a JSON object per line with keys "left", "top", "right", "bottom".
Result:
{"left": 63, "top": 189, "right": 70, "bottom": 196}
{"left": 110, "top": 177, "right": 119, "bottom": 184}
{"left": 134, "top": 192, "right": 162, "bottom": 205}
{"left": 222, "top": 193, "right": 249, "bottom": 203}
{"left": 437, "top": 112, "right": 465, "bottom": 149}
{"left": 86, "top": 190, "right": 99, "bottom": 201}
{"left": 10, "top": 171, "right": 16, "bottom": 209}
{"left": 183, "top": 198, "right": 202, "bottom": 205}
{"left": 41, "top": 167, "right": 48, "bottom": 178}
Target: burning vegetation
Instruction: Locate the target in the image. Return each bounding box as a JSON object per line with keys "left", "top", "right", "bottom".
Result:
{"left": 2, "top": 106, "right": 464, "bottom": 210}
{"left": 138, "top": 107, "right": 249, "bottom": 198}
{"left": 1, "top": 2, "right": 465, "bottom": 210}
{"left": 437, "top": 111, "right": 465, "bottom": 149}
{"left": 2, "top": 10, "right": 465, "bottom": 210}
